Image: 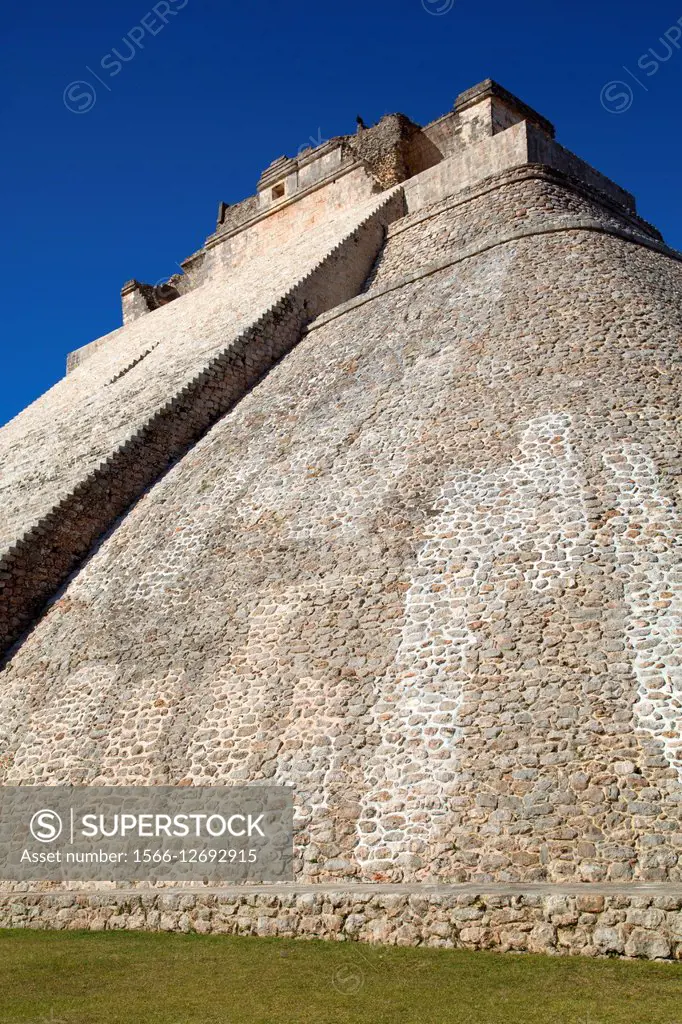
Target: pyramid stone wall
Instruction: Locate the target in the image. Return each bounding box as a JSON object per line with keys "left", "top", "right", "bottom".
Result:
{"left": 0, "top": 190, "right": 405, "bottom": 657}
{"left": 1, "top": 82, "right": 681, "bottom": 957}
{"left": 2, "top": 182, "right": 681, "bottom": 885}
{"left": 365, "top": 166, "right": 661, "bottom": 293}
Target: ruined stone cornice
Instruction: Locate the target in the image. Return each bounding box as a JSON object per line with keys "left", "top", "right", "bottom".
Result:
{"left": 203, "top": 157, "right": 369, "bottom": 251}
{"left": 455, "top": 78, "right": 556, "bottom": 139}
{"left": 256, "top": 155, "right": 298, "bottom": 192}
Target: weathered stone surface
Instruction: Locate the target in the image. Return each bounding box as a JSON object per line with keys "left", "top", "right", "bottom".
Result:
{"left": 0, "top": 888, "right": 678, "bottom": 960}
{"left": 0, "top": 81, "right": 681, "bottom": 959}
{"left": 624, "top": 928, "right": 672, "bottom": 960}
{"left": 0, "top": 189, "right": 405, "bottom": 656}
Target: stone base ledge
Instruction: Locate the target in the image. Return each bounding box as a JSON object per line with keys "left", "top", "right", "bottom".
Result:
{"left": 2, "top": 885, "right": 681, "bottom": 961}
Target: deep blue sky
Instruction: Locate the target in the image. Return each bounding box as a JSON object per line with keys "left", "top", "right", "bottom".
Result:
{"left": 2, "top": 0, "right": 681, "bottom": 427}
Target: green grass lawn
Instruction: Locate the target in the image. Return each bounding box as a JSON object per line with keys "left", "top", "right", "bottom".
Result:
{"left": 0, "top": 930, "right": 680, "bottom": 1024}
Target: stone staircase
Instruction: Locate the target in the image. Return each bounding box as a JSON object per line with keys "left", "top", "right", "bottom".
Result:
{"left": 0, "top": 188, "right": 405, "bottom": 659}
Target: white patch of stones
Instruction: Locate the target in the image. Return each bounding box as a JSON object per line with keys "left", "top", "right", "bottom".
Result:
{"left": 357, "top": 413, "right": 592, "bottom": 872}
{"left": 602, "top": 445, "right": 682, "bottom": 780}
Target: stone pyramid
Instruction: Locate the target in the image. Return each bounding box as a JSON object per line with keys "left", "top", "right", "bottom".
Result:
{"left": 1, "top": 81, "right": 681, "bottom": 955}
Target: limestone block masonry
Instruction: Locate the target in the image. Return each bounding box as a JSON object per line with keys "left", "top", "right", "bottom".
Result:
{"left": 1, "top": 81, "right": 681, "bottom": 961}
{"left": 2, "top": 886, "right": 681, "bottom": 960}
{"left": 0, "top": 189, "right": 405, "bottom": 658}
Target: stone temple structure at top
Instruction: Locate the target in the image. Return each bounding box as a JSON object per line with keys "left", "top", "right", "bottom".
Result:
{"left": 0, "top": 80, "right": 681, "bottom": 955}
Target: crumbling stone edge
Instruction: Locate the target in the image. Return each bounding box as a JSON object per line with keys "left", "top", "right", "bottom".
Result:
{"left": 0, "top": 188, "right": 406, "bottom": 662}
{"left": 1, "top": 890, "right": 681, "bottom": 960}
